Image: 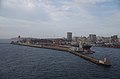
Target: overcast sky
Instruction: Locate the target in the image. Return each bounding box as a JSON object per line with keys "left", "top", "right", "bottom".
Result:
{"left": 0, "top": 0, "right": 120, "bottom": 39}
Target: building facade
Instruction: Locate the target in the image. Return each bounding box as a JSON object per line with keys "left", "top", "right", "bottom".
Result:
{"left": 67, "top": 32, "right": 72, "bottom": 42}
{"left": 89, "top": 34, "right": 97, "bottom": 43}
{"left": 111, "top": 35, "right": 118, "bottom": 44}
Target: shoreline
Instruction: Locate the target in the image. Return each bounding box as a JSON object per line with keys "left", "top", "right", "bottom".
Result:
{"left": 11, "top": 43, "right": 111, "bottom": 67}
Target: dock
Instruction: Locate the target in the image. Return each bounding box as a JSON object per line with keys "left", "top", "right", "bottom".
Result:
{"left": 12, "top": 43, "right": 111, "bottom": 66}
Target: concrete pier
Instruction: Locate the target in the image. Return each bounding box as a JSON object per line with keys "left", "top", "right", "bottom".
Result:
{"left": 12, "top": 43, "right": 111, "bottom": 66}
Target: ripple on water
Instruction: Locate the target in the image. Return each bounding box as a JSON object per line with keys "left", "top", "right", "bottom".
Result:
{"left": 0, "top": 44, "right": 120, "bottom": 79}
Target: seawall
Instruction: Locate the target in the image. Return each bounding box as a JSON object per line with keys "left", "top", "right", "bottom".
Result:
{"left": 12, "top": 43, "right": 111, "bottom": 66}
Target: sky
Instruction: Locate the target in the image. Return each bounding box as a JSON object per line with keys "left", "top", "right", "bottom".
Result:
{"left": 0, "top": 0, "right": 120, "bottom": 39}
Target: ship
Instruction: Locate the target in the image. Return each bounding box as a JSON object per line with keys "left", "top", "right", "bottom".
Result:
{"left": 98, "top": 57, "right": 111, "bottom": 66}
{"left": 71, "top": 43, "right": 92, "bottom": 50}
{"left": 82, "top": 45, "right": 92, "bottom": 50}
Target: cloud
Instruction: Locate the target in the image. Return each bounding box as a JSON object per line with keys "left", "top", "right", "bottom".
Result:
{"left": 0, "top": 0, "right": 120, "bottom": 38}
{"left": 0, "top": 0, "right": 116, "bottom": 21}
{"left": 74, "top": 0, "right": 112, "bottom": 4}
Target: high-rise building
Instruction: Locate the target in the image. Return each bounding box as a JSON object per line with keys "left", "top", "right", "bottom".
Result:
{"left": 67, "top": 32, "right": 72, "bottom": 42}
{"left": 89, "top": 34, "right": 96, "bottom": 43}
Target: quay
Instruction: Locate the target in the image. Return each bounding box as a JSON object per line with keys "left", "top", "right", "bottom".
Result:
{"left": 12, "top": 43, "right": 111, "bottom": 66}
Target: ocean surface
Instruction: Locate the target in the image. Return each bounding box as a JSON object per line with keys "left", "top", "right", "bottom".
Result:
{"left": 0, "top": 41, "right": 120, "bottom": 79}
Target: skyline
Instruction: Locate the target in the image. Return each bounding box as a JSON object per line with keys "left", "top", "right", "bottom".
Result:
{"left": 0, "top": 0, "right": 120, "bottom": 39}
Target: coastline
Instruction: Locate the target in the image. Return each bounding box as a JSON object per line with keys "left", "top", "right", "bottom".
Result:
{"left": 11, "top": 43, "right": 111, "bottom": 67}
{"left": 11, "top": 42, "right": 111, "bottom": 67}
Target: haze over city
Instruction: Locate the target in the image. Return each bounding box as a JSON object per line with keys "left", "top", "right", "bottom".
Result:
{"left": 0, "top": 0, "right": 120, "bottom": 39}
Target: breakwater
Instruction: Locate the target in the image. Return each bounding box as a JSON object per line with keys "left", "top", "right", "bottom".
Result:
{"left": 12, "top": 43, "right": 111, "bottom": 66}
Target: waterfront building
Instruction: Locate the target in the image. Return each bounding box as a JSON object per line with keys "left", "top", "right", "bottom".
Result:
{"left": 73, "top": 37, "right": 81, "bottom": 42}
{"left": 111, "top": 35, "right": 118, "bottom": 44}
{"left": 80, "top": 36, "right": 88, "bottom": 44}
{"left": 89, "top": 34, "right": 97, "bottom": 43}
{"left": 118, "top": 38, "right": 120, "bottom": 43}
{"left": 96, "top": 36, "right": 111, "bottom": 43}
{"left": 67, "top": 32, "right": 72, "bottom": 42}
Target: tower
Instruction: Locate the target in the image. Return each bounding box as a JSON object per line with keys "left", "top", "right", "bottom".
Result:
{"left": 67, "top": 32, "right": 72, "bottom": 42}
{"left": 89, "top": 34, "right": 96, "bottom": 43}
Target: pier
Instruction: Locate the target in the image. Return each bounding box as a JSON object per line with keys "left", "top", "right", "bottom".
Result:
{"left": 12, "top": 43, "right": 111, "bottom": 66}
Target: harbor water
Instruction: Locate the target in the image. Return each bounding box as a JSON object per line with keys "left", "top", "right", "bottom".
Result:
{"left": 0, "top": 43, "right": 120, "bottom": 79}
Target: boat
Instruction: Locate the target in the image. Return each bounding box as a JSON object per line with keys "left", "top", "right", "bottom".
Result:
{"left": 98, "top": 57, "right": 111, "bottom": 66}
{"left": 82, "top": 45, "right": 92, "bottom": 50}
